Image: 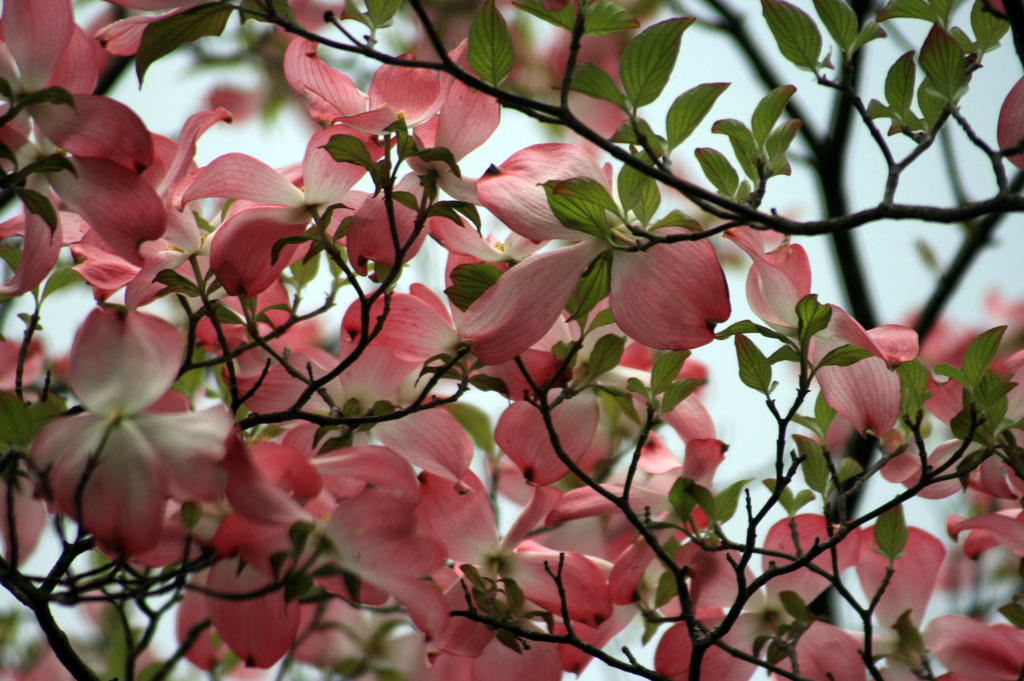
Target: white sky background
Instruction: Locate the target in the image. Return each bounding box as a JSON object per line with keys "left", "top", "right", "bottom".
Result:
{"left": 6, "top": 0, "right": 1024, "bottom": 679}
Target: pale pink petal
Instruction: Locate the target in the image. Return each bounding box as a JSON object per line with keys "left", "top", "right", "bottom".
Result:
{"left": 495, "top": 390, "right": 599, "bottom": 485}
{"left": 661, "top": 392, "right": 717, "bottom": 442}
{"left": 476, "top": 143, "right": 609, "bottom": 242}
{"left": 926, "top": 615, "right": 1024, "bottom": 680}
{"left": 610, "top": 235, "right": 730, "bottom": 350}
{"left": 373, "top": 408, "right": 473, "bottom": 482}
{"left": 547, "top": 484, "right": 671, "bottom": 527}
{"left": 181, "top": 153, "right": 305, "bottom": 208}
{"left": 816, "top": 355, "right": 900, "bottom": 436}
{"left": 460, "top": 240, "right": 605, "bottom": 365}
{"left": 787, "top": 622, "right": 867, "bottom": 681}
{"left": 302, "top": 127, "right": 371, "bottom": 207}
{"left": 504, "top": 485, "right": 563, "bottom": 548}
{"left": 726, "top": 227, "right": 810, "bottom": 328}
{"left": 2, "top": 0, "right": 73, "bottom": 90}
{"left": 999, "top": 76, "right": 1024, "bottom": 171}
{"left": 948, "top": 511, "right": 1024, "bottom": 557}
{"left": 158, "top": 107, "right": 234, "bottom": 195}
{"left": 94, "top": 14, "right": 160, "bottom": 57}
{"left": 313, "top": 444, "right": 419, "bottom": 500}
{"left": 655, "top": 616, "right": 760, "bottom": 681}
{"left": 284, "top": 38, "right": 367, "bottom": 123}
{"left": 434, "top": 79, "right": 500, "bottom": 160}
{"left": 347, "top": 292, "right": 460, "bottom": 361}
{"left": 134, "top": 406, "right": 233, "bottom": 501}
{"left": 49, "top": 25, "right": 100, "bottom": 93}
{"left": 368, "top": 60, "right": 446, "bottom": 127}
{"left": 418, "top": 471, "right": 500, "bottom": 565}
{"left": 69, "top": 308, "right": 183, "bottom": 414}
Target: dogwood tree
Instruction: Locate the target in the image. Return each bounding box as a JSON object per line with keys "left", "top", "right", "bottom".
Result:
{"left": 2, "top": 0, "right": 1024, "bottom": 680}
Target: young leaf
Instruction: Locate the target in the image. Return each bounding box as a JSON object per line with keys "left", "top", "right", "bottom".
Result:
{"left": 885, "top": 51, "right": 917, "bottom": 119}
{"left": 762, "top": 0, "right": 824, "bottom": 71}
{"left": 14, "top": 188, "right": 59, "bottom": 231}
{"left": 973, "top": 0, "right": 1010, "bottom": 55}
{"left": 567, "top": 251, "right": 611, "bottom": 323}
{"left": 588, "top": 334, "right": 626, "bottom": 382}
{"left": 695, "top": 147, "right": 740, "bottom": 197}
{"left": 796, "top": 435, "right": 829, "bottom": 493}
{"left": 617, "top": 160, "right": 661, "bottom": 225}
{"left": 136, "top": 4, "right": 233, "bottom": 84}
{"left": 962, "top": 326, "right": 1005, "bottom": 389}
{"left": 874, "top": 505, "right": 908, "bottom": 562}
{"left": 816, "top": 344, "right": 873, "bottom": 368}
{"left": 582, "top": 0, "right": 640, "bottom": 35}
{"left": 324, "top": 134, "right": 376, "bottom": 170}
{"left": 513, "top": 0, "right": 575, "bottom": 31}
{"left": 666, "top": 83, "right": 730, "bottom": 151}
{"left": 445, "top": 262, "right": 502, "bottom": 311}
{"left": 365, "top": 0, "right": 402, "bottom": 28}
{"left": 570, "top": 62, "right": 628, "bottom": 110}
{"left": 651, "top": 350, "right": 689, "bottom": 394}
{"left": 715, "top": 478, "right": 754, "bottom": 523}
{"left": 796, "top": 294, "right": 832, "bottom": 345}
{"left": 620, "top": 18, "right": 695, "bottom": 109}
{"left": 661, "top": 378, "right": 702, "bottom": 413}
{"left": 919, "top": 24, "right": 967, "bottom": 104}
{"left": 752, "top": 85, "right": 797, "bottom": 147}
{"left": 877, "top": 0, "right": 940, "bottom": 22}
{"left": 544, "top": 177, "right": 617, "bottom": 239}
{"left": 469, "top": 0, "right": 516, "bottom": 87}
{"left": 812, "top": 0, "right": 859, "bottom": 55}
{"left": 735, "top": 334, "right": 773, "bottom": 394}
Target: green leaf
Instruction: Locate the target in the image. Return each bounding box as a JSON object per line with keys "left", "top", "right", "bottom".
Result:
{"left": 0, "top": 394, "right": 61, "bottom": 447}
{"left": 620, "top": 18, "right": 694, "bottom": 109}
{"left": 570, "top": 62, "right": 627, "bottom": 110}
{"left": 588, "top": 334, "right": 626, "bottom": 382}
{"left": 796, "top": 435, "right": 829, "bottom": 493}
{"left": 1000, "top": 603, "right": 1024, "bottom": 629}
{"left": 851, "top": 20, "right": 888, "bottom": 53}
{"left": 715, "top": 478, "right": 753, "bottom": 523}
{"left": 512, "top": 0, "right": 575, "bottom": 31}
{"left": 779, "top": 590, "right": 812, "bottom": 621}
{"left": 885, "top": 51, "right": 917, "bottom": 118}
{"left": 695, "top": 147, "right": 739, "bottom": 198}
{"left": 666, "top": 83, "right": 730, "bottom": 151}
{"left": 617, "top": 159, "right": 660, "bottom": 225}
{"left": 655, "top": 571, "right": 679, "bottom": 608}
{"left": 815, "top": 392, "right": 837, "bottom": 436}
{"left": 136, "top": 4, "right": 233, "bottom": 84}
{"left": 544, "top": 177, "right": 617, "bottom": 239}
{"left": 469, "top": 0, "right": 516, "bottom": 87}
{"left": 412, "top": 147, "right": 462, "bottom": 178}
{"left": 765, "top": 118, "right": 802, "bottom": 176}
{"left": 13, "top": 188, "right": 59, "bottom": 231}
{"left": 735, "top": 334, "right": 773, "bottom": 394}
{"left": 652, "top": 350, "right": 689, "bottom": 395}
{"left": 877, "top": 0, "right": 940, "bottom": 22}
{"left": 973, "top": 0, "right": 1010, "bottom": 55}
{"left": 661, "top": 378, "right": 702, "bottom": 412}
{"left": 919, "top": 24, "right": 967, "bottom": 104}
{"left": 446, "top": 403, "right": 495, "bottom": 455}
{"left": 712, "top": 118, "right": 759, "bottom": 183}
{"left": 41, "top": 266, "right": 82, "bottom": 302}
{"left": 762, "top": 0, "right": 824, "bottom": 71}
{"left": 837, "top": 457, "right": 862, "bottom": 483}
{"left": 668, "top": 477, "right": 697, "bottom": 523}
{"left": 365, "top": 0, "right": 402, "bottom": 28}
{"left": 445, "top": 262, "right": 502, "bottom": 311}
{"left": 813, "top": 0, "right": 859, "bottom": 54}
{"left": 874, "top": 505, "right": 908, "bottom": 562}
{"left": 567, "top": 251, "right": 610, "bottom": 323}
{"left": 715, "top": 319, "right": 794, "bottom": 345}
{"left": 962, "top": 326, "right": 1005, "bottom": 390}
{"left": 752, "top": 85, "right": 797, "bottom": 147}
{"left": 817, "top": 343, "right": 873, "bottom": 368}
{"left": 795, "top": 294, "right": 832, "bottom": 346}
{"left": 324, "top": 134, "right": 376, "bottom": 170}
{"left": 583, "top": 0, "right": 640, "bottom": 35}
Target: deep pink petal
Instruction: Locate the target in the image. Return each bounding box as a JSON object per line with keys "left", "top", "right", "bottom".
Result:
{"left": 858, "top": 526, "right": 944, "bottom": 629}
{"left": 209, "top": 205, "right": 309, "bottom": 296}
{"left": 816, "top": 355, "right": 900, "bottom": 436}
{"left": 763, "top": 514, "right": 861, "bottom": 604}
{"left": 313, "top": 444, "right": 419, "bottom": 500}
{"left": 206, "top": 557, "right": 301, "bottom": 668}
{"left": 49, "top": 25, "right": 100, "bottom": 93}
{"left": 611, "top": 235, "right": 730, "bottom": 350}
{"left": 461, "top": 240, "right": 605, "bottom": 365}
{"left": 368, "top": 59, "right": 446, "bottom": 127}
{"left": 787, "top": 622, "right": 867, "bottom": 681}
{"left": 0, "top": 213, "right": 61, "bottom": 296}
{"left": 999, "top": 76, "right": 1024, "bottom": 171}
{"left": 495, "top": 391, "right": 599, "bottom": 485}
{"left": 50, "top": 157, "right": 165, "bottom": 264}
{"left": 655, "top": 616, "right": 760, "bottom": 681}
{"left": 345, "top": 182, "right": 424, "bottom": 274}
{"left": 510, "top": 542, "right": 612, "bottom": 626}
{"left": 32, "top": 95, "right": 154, "bottom": 171}
{"left": 418, "top": 471, "right": 500, "bottom": 565}
{"left": 434, "top": 79, "right": 500, "bottom": 160}
{"left": 471, "top": 627, "right": 562, "bottom": 681}
{"left": 302, "top": 127, "right": 371, "bottom": 207}
{"left": 726, "top": 227, "right": 810, "bottom": 328}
